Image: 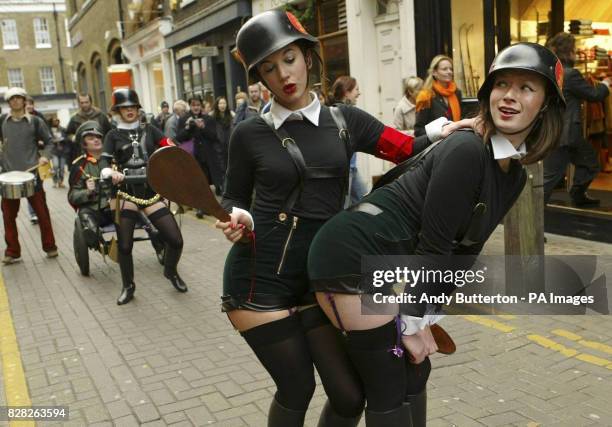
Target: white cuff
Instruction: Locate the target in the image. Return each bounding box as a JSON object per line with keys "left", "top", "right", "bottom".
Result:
{"left": 100, "top": 168, "right": 113, "bottom": 179}
{"left": 401, "top": 305, "right": 446, "bottom": 335}
{"left": 425, "top": 117, "right": 451, "bottom": 142}
{"left": 232, "top": 207, "right": 254, "bottom": 231}
{"left": 400, "top": 315, "right": 428, "bottom": 335}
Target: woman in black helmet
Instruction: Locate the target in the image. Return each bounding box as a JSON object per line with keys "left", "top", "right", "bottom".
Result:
{"left": 102, "top": 88, "right": 187, "bottom": 305}
{"left": 214, "top": 10, "right": 476, "bottom": 427}
{"left": 308, "top": 42, "right": 565, "bottom": 426}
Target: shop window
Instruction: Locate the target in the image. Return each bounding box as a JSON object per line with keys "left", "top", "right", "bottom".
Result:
{"left": 200, "top": 57, "right": 214, "bottom": 100}
{"left": 1, "top": 19, "right": 19, "bottom": 49}
{"left": 7, "top": 68, "right": 24, "bottom": 88}
{"left": 450, "top": 0, "right": 485, "bottom": 98}
{"left": 284, "top": 0, "right": 349, "bottom": 95}
{"left": 181, "top": 61, "right": 192, "bottom": 97}
{"left": 39, "top": 66, "right": 57, "bottom": 94}
{"left": 320, "top": 33, "right": 349, "bottom": 89}
{"left": 191, "top": 58, "right": 202, "bottom": 91}
{"left": 33, "top": 18, "right": 52, "bottom": 48}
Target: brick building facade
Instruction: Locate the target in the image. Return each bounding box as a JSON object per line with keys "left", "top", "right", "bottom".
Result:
{"left": 66, "top": 0, "right": 129, "bottom": 114}
{"left": 0, "top": 0, "right": 74, "bottom": 121}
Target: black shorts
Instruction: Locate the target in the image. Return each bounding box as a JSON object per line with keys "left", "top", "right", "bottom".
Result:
{"left": 222, "top": 215, "right": 326, "bottom": 312}
{"left": 308, "top": 188, "right": 417, "bottom": 295}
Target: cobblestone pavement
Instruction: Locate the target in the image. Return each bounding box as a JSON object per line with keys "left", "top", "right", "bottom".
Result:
{"left": 0, "top": 185, "right": 611, "bottom": 427}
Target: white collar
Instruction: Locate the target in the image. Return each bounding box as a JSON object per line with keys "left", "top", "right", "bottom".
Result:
{"left": 269, "top": 92, "right": 321, "bottom": 129}
{"left": 8, "top": 112, "right": 31, "bottom": 122}
{"left": 116, "top": 119, "right": 140, "bottom": 130}
{"left": 490, "top": 134, "right": 526, "bottom": 160}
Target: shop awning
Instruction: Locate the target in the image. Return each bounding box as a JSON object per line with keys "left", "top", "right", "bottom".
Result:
{"left": 164, "top": 0, "right": 251, "bottom": 49}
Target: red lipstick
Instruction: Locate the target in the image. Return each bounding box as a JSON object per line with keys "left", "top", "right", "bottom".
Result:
{"left": 283, "top": 84, "right": 297, "bottom": 95}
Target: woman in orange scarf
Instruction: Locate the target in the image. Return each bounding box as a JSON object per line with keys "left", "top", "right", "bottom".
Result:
{"left": 413, "top": 55, "right": 462, "bottom": 136}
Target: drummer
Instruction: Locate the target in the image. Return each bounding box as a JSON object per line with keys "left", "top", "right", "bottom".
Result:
{"left": 0, "top": 87, "right": 58, "bottom": 264}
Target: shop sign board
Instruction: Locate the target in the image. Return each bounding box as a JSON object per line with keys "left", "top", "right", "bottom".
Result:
{"left": 192, "top": 46, "right": 219, "bottom": 57}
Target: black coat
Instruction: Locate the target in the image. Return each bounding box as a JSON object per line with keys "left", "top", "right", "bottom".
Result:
{"left": 560, "top": 67, "right": 609, "bottom": 147}
{"left": 414, "top": 89, "right": 462, "bottom": 136}
{"left": 176, "top": 112, "right": 218, "bottom": 147}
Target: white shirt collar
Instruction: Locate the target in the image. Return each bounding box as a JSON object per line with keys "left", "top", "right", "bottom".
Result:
{"left": 269, "top": 92, "right": 321, "bottom": 129}
{"left": 7, "top": 112, "right": 31, "bottom": 123}
{"left": 490, "top": 134, "right": 526, "bottom": 160}
{"left": 116, "top": 119, "right": 140, "bottom": 130}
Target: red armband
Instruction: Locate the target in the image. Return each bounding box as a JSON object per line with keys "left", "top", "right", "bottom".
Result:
{"left": 159, "top": 137, "right": 173, "bottom": 147}
{"left": 375, "top": 126, "right": 415, "bottom": 164}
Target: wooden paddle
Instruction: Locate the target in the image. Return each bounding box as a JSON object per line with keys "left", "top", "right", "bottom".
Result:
{"left": 147, "top": 146, "right": 231, "bottom": 222}
{"left": 430, "top": 324, "right": 456, "bottom": 354}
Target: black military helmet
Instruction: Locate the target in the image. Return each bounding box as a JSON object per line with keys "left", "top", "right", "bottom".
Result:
{"left": 76, "top": 120, "right": 103, "bottom": 145}
{"left": 478, "top": 42, "right": 565, "bottom": 107}
{"left": 111, "top": 88, "right": 141, "bottom": 111}
{"left": 235, "top": 10, "right": 318, "bottom": 80}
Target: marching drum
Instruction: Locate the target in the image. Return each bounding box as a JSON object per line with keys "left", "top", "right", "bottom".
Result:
{"left": 0, "top": 171, "right": 36, "bottom": 199}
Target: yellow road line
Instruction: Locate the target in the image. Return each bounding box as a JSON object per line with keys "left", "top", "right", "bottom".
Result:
{"left": 463, "top": 315, "right": 516, "bottom": 333}
{"left": 527, "top": 334, "right": 612, "bottom": 369}
{"left": 551, "top": 329, "right": 582, "bottom": 341}
{"left": 526, "top": 335, "right": 578, "bottom": 358}
{"left": 496, "top": 314, "right": 516, "bottom": 320}
{"left": 462, "top": 316, "right": 612, "bottom": 370}
{"left": 552, "top": 329, "right": 612, "bottom": 355}
{"left": 0, "top": 269, "right": 35, "bottom": 427}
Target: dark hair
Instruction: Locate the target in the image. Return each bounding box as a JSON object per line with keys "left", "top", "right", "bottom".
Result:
{"left": 545, "top": 33, "right": 575, "bottom": 65}
{"left": 212, "top": 96, "right": 231, "bottom": 127}
{"left": 48, "top": 116, "right": 60, "bottom": 127}
{"left": 78, "top": 93, "right": 92, "bottom": 102}
{"left": 478, "top": 73, "right": 563, "bottom": 164}
{"left": 331, "top": 76, "right": 357, "bottom": 104}
{"left": 188, "top": 95, "right": 203, "bottom": 105}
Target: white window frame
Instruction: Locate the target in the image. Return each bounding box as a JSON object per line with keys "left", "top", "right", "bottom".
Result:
{"left": 1, "top": 19, "right": 19, "bottom": 50}
{"left": 7, "top": 68, "right": 24, "bottom": 89}
{"left": 39, "top": 66, "right": 57, "bottom": 94}
{"left": 33, "top": 18, "right": 52, "bottom": 48}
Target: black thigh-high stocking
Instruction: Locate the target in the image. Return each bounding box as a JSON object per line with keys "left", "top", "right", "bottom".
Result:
{"left": 300, "top": 306, "right": 364, "bottom": 421}
{"left": 116, "top": 210, "right": 138, "bottom": 286}
{"left": 345, "top": 320, "right": 407, "bottom": 412}
{"left": 241, "top": 314, "right": 316, "bottom": 414}
{"left": 147, "top": 207, "right": 183, "bottom": 277}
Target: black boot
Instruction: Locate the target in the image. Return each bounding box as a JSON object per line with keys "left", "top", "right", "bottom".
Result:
{"left": 570, "top": 188, "right": 600, "bottom": 207}
{"left": 117, "top": 252, "right": 135, "bottom": 305}
{"left": 317, "top": 400, "right": 362, "bottom": 427}
{"left": 364, "top": 405, "right": 405, "bottom": 426}
{"left": 268, "top": 397, "right": 306, "bottom": 427}
{"left": 405, "top": 389, "right": 426, "bottom": 427}
{"left": 117, "top": 283, "right": 135, "bottom": 305}
{"left": 163, "top": 245, "right": 188, "bottom": 292}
